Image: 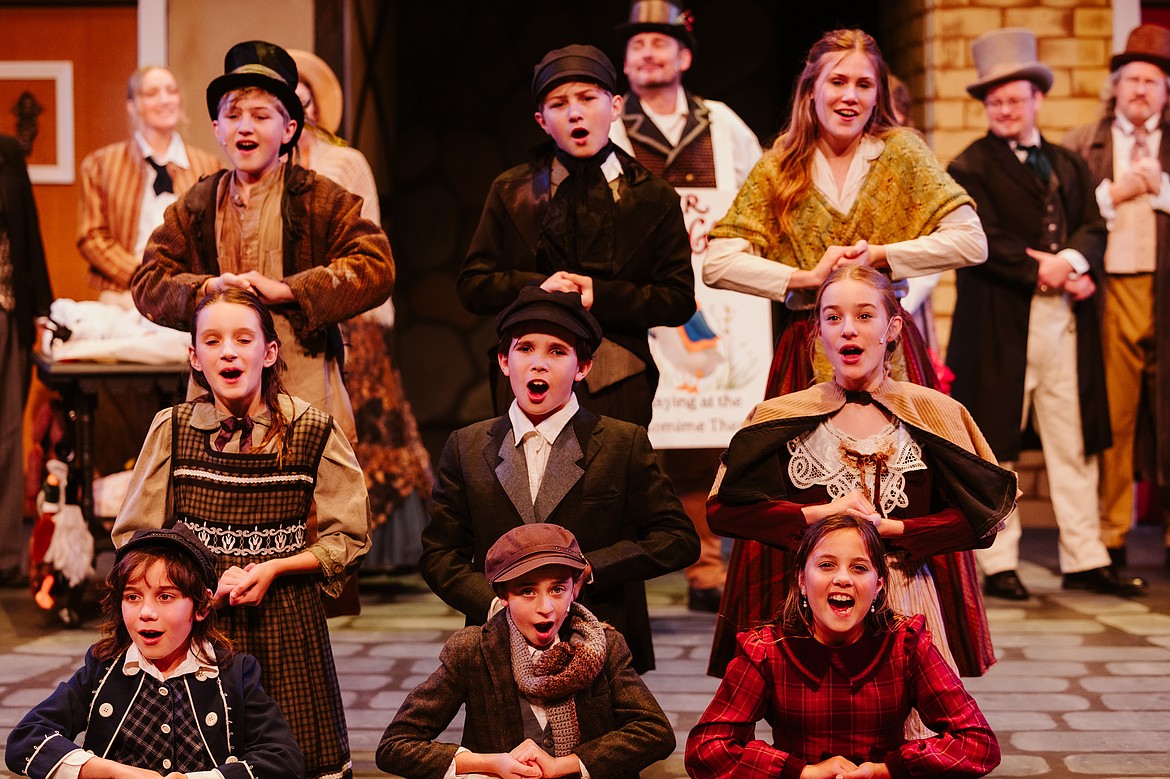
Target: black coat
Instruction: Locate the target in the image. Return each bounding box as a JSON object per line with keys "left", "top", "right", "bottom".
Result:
{"left": 946, "top": 133, "right": 1110, "bottom": 461}
{"left": 458, "top": 143, "right": 695, "bottom": 426}
{"left": 418, "top": 406, "right": 699, "bottom": 673}
{"left": 0, "top": 135, "right": 52, "bottom": 369}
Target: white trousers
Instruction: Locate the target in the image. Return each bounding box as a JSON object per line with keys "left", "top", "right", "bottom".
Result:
{"left": 977, "top": 294, "right": 1111, "bottom": 575}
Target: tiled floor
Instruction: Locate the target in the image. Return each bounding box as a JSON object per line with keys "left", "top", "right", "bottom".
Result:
{"left": 0, "top": 526, "right": 1167, "bottom": 778}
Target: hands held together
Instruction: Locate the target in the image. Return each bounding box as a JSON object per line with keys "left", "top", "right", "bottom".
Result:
{"left": 540, "top": 271, "right": 594, "bottom": 310}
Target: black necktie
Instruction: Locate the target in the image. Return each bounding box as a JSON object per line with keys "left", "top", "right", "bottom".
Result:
{"left": 537, "top": 142, "right": 618, "bottom": 274}
{"left": 146, "top": 156, "right": 174, "bottom": 195}
{"left": 1018, "top": 144, "right": 1051, "bottom": 186}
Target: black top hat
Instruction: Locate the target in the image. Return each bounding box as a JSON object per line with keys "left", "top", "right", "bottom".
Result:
{"left": 116, "top": 522, "right": 219, "bottom": 591}
{"left": 206, "top": 40, "right": 305, "bottom": 155}
{"left": 496, "top": 286, "right": 604, "bottom": 353}
{"left": 616, "top": 1, "right": 697, "bottom": 51}
{"left": 1111, "top": 24, "right": 1170, "bottom": 74}
{"left": 532, "top": 45, "right": 618, "bottom": 103}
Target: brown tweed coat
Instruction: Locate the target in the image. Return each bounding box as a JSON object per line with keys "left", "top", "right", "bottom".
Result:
{"left": 131, "top": 164, "right": 393, "bottom": 357}
{"left": 376, "top": 612, "right": 675, "bottom": 779}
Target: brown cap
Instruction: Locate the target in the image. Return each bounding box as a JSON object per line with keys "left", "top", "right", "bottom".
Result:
{"left": 485, "top": 524, "right": 588, "bottom": 585}
{"left": 116, "top": 522, "right": 219, "bottom": 591}
{"left": 1111, "top": 24, "right": 1170, "bottom": 74}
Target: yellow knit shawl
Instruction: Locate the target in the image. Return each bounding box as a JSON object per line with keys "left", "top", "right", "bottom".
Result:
{"left": 709, "top": 129, "right": 974, "bottom": 270}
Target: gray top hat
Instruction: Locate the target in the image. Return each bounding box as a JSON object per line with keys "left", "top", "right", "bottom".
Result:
{"left": 967, "top": 28, "right": 1054, "bottom": 100}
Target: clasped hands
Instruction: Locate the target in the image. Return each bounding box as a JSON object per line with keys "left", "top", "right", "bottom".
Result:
{"left": 802, "top": 755, "right": 891, "bottom": 779}
{"left": 201, "top": 270, "right": 295, "bottom": 305}
{"left": 805, "top": 490, "right": 903, "bottom": 538}
{"left": 1112, "top": 156, "right": 1163, "bottom": 204}
{"left": 214, "top": 562, "right": 276, "bottom": 607}
{"left": 479, "top": 739, "right": 577, "bottom": 779}
{"left": 540, "top": 271, "right": 594, "bottom": 310}
{"left": 1025, "top": 249, "right": 1096, "bottom": 301}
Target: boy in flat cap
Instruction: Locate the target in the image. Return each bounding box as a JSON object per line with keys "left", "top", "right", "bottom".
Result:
{"left": 380, "top": 523, "right": 675, "bottom": 779}
{"left": 420, "top": 287, "right": 699, "bottom": 673}
{"left": 131, "top": 39, "right": 394, "bottom": 444}
{"left": 458, "top": 44, "right": 696, "bottom": 429}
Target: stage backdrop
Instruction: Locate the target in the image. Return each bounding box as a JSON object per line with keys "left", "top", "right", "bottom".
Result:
{"left": 647, "top": 188, "right": 771, "bottom": 450}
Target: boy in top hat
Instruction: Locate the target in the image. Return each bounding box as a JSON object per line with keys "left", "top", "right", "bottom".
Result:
{"left": 131, "top": 40, "right": 394, "bottom": 444}
{"left": 458, "top": 44, "right": 696, "bottom": 429}
{"left": 419, "top": 287, "right": 699, "bottom": 674}
{"left": 380, "top": 523, "right": 675, "bottom": 779}
{"left": 1065, "top": 23, "right": 1170, "bottom": 573}
{"left": 947, "top": 28, "right": 1146, "bottom": 600}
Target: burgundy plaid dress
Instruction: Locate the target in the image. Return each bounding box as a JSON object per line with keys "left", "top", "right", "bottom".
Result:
{"left": 171, "top": 403, "right": 351, "bottom": 779}
{"left": 686, "top": 616, "right": 1000, "bottom": 778}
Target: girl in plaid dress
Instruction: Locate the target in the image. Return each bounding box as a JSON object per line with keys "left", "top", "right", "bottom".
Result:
{"left": 7, "top": 523, "right": 304, "bottom": 778}
{"left": 113, "top": 288, "right": 371, "bottom": 779}
{"left": 686, "top": 515, "right": 1000, "bottom": 779}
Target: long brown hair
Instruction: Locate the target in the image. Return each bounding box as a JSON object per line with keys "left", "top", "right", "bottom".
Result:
{"left": 769, "top": 29, "right": 900, "bottom": 234}
{"left": 190, "top": 287, "right": 291, "bottom": 453}
{"left": 94, "top": 545, "right": 232, "bottom": 667}
{"left": 777, "top": 514, "right": 900, "bottom": 638}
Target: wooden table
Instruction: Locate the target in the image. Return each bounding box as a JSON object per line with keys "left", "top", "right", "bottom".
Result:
{"left": 33, "top": 353, "right": 188, "bottom": 532}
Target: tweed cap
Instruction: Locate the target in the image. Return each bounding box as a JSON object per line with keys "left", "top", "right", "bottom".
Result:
{"left": 486, "top": 523, "right": 588, "bottom": 585}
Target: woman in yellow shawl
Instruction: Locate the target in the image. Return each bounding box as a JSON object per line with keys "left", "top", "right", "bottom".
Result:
{"left": 703, "top": 29, "right": 986, "bottom": 396}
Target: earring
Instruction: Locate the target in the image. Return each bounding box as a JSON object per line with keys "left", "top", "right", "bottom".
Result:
{"left": 801, "top": 596, "right": 808, "bottom": 610}
{"left": 870, "top": 602, "right": 876, "bottom": 614}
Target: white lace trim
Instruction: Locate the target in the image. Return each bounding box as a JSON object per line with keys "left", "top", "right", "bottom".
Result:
{"left": 185, "top": 519, "right": 305, "bottom": 558}
{"left": 787, "top": 420, "right": 926, "bottom": 517}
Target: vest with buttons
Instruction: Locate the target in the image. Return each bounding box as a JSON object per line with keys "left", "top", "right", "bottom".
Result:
{"left": 170, "top": 401, "right": 331, "bottom": 569}
{"left": 1036, "top": 171, "right": 1071, "bottom": 269}
{"left": 109, "top": 677, "right": 208, "bottom": 772}
{"left": 628, "top": 131, "right": 717, "bottom": 188}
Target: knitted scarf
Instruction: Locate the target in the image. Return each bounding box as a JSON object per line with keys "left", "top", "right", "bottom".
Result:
{"left": 507, "top": 603, "right": 608, "bottom": 757}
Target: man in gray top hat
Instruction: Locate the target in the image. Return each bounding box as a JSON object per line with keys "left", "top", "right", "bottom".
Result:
{"left": 1065, "top": 23, "right": 1170, "bottom": 573}
{"left": 947, "top": 28, "right": 1146, "bottom": 599}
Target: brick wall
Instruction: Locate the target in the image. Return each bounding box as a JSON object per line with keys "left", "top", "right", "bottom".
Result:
{"left": 892, "top": 0, "right": 1115, "bottom": 526}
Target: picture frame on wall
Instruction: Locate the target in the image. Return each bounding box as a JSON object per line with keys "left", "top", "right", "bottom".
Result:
{"left": 0, "top": 60, "right": 74, "bottom": 184}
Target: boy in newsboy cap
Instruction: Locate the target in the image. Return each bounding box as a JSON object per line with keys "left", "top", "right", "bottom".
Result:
{"left": 420, "top": 287, "right": 698, "bottom": 674}
{"left": 458, "top": 44, "right": 696, "bottom": 430}
{"left": 379, "top": 523, "right": 675, "bottom": 779}
{"left": 131, "top": 39, "right": 394, "bottom": 445}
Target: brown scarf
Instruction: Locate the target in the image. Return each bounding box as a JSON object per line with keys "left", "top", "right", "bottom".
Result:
{"left": 507, "top": 603, "right": 607, "bottom": 757}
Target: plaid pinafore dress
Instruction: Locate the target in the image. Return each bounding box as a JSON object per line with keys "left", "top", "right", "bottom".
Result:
{"left": 170, "top": 402, "right": 351, "bottom": 779}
